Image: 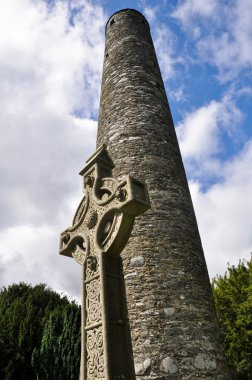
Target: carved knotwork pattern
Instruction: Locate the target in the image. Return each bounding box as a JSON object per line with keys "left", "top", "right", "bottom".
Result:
{"left": 86, "top": 278, "right": 102, "bottom": 326}
{"left": 99, "top": 178, "right": 118, "bottom": 197}
{"left": 86, "top": 325, "right": 104, "bottom": 379}
{"left": 72, "top": 246, "right": 86, "bottom": 265}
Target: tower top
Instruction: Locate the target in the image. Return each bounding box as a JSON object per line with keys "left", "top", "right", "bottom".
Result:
{"left": 105, "top": 8, "right": 149, "bottom": 35}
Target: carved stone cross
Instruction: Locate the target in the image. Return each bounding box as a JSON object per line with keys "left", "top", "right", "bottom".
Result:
{"left": 60, "top": 145, "right": 150, "bottom": 380}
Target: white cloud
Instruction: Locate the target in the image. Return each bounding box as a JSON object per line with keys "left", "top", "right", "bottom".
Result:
{"left": 153, "top": 24, "right": 177, "bottom": 80}
{"left": 177, "top": 101, "right": 221, "bottom": 159}
{"left": 138, "top": 0, "right": 158, "bottom": 22}
{"left": 176, "top": 94, "right": 242, "bottom": 178}
{"left": 149, "top": 21, "right": 184, "bottom": 82}
{"left": 0, "top": 112, "right": 97, "bottom": 227}
{"left": 172, "top": 0, "right": 217, "bottom": 26}
{"left": 0, "top": 224, "right": 81, "bottom": 300}
{"left": 142, "top": 5, "right": 158, "bottom": 22}
{"left": 173, "top": 0, "right": 252, "bottom": 80}
{"left": 0, "top": 0, "right": 105, "bottom": 115}
{"left": 0, "top": 0, "right": 105, "bottom": 297}
{"left": 138, "top": 2, "right": 183, "bottom": 82}
{"left": 170, "top": 86, "right": 185, "bottom": 102}
{"left": 190, "top": 140, "right": 252, "bottom": 278}
{"left": 175, "top": 83, "right": 252, "bottom": 279}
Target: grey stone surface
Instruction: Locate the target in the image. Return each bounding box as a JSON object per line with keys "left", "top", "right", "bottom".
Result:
{"left": 130, "top": 256, "right": 145, "bottom": 267}
{"left": 164, "top": 307, "right": 175, "bottom": 316}
{"left": 160, "top": 357, "right": 178, "bottom": 374}
{"left": 60, "top": 145, "right": 150, "bottom": 379}
{"left": 96, "top": 8, "right": 231, "bottom": 380}
{"left": 135, "top": 358, "right": 152, "bottom": 375}
{"left": 194, "top": 354, "right": 217, "bottom": 370}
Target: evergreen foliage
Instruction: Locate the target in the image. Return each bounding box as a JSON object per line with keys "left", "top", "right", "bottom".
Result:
{"left": 0, "top": 282, "right": 80, "bottom": 380}
{"left": 212, "top": 258, "right": 252, "bottom": 379}
{"left": 32, "top": 304, "right": 81, "bottom": 379}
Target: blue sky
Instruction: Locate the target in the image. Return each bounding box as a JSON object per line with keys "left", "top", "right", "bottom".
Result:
{"left": 0, "top": 0, "right": 251, "bottom": 299}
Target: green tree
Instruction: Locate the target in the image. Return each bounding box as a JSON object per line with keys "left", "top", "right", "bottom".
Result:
{"left": 212, "top": 258, "right": 252, "bottom": 379}
{"left": 0, "top": 282, "right": 80, "bottom": 380}
{"left": 32, "top": 303, "right": 81, "bottom": 379}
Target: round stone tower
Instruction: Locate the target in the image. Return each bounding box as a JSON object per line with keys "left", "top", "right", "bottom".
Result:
{"left": 97, "top": 9, "right": 230, "bottom": 380}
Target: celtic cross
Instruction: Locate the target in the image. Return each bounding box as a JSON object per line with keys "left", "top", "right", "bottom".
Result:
{"left": 59, "top": 145, "right": 150, "bottom": 380}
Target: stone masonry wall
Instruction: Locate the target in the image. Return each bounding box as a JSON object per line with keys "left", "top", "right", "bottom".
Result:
{"left": 97, "top": 9, "right": 231, "bottom": 380}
